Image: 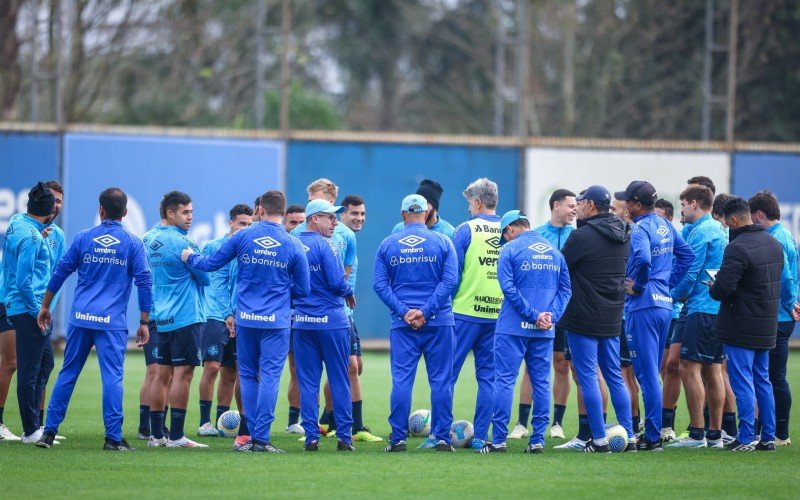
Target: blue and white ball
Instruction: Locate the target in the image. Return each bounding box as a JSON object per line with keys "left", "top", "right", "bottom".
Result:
{"left": 217, "top": 410, "right": 241, "bottom": 438}
{"left": 605, "top": 424, "right": 628, "bottom": 453}
{"left": 409, "top": 409, "right": 432, "bottom": 437}
{"left": 450, "top": 420, "right": 474, "bottom": 448}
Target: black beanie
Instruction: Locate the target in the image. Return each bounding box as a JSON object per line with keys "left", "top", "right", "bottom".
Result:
{"left": 27, "top": 181, "right": 56, "bottom": 217}
{"left": 416, "top": 179, "right": 443, "bottom": 210}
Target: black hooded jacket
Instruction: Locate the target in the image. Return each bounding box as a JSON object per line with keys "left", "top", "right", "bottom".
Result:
{"left": 557, "top": 212, "right": 631, "bottom": 337}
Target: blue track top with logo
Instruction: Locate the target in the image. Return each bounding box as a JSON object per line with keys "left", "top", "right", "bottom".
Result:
{"left": 46, "top": 220, "right": 153, "bottom": 330}
{"left": 292, "top": 221, "right": 356, "bottom": 268}
{"left": 392, "top": 216, "right": 456, "bottom": 240}
{"left": 495, "top": 231, "right": 572, "bottom": 339}
{"left": 767, "top": 222, "right": 800, "bottom": 321}
{"left": 202, "top": 234, "right": 236, "bottom": 321}
{"left": 373, "top": 222, "right": 458, "bottom": 328}
{"left": 187, "top": 220, "right": 310, "bottom": 329}
{"left": 670, "top": 214, "right": 726, "bottom": 315}
{"left": 142, "top": 225, "right": 209, "bottom": 332}
{"left": 3, "top": 214, "right": 51, "bottom": 316}
{"left": 625, "top": 212, "right": 693, "bottom": 313}
{"left": 44, "top": 222, "right": 66, "bottom": 310}
{"left": 293, "top": 232, "right": 353, "bottom": 330}
{"left": 533, "top": 222, "right": 574, "bottom": 251}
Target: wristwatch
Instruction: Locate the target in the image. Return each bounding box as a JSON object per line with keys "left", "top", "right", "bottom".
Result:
{"left": 139, "top": 319, "right": 149, "bottom": 325}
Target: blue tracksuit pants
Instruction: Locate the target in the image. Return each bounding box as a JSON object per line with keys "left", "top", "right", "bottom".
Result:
{"left": 389, "top": 325, "right": 454, "bottom": 444}
{"left": 294, "top": 327, "right": 353, "bottom": 445}
{"left": 626, "top": 307, "right": 671, "bottom": 443}
{"left": 725, "top": 344, "right": 775, "bottom": 444}
{"left": 491, "top": 334, "right": 552, "bottom": 446}
{"left": 10, "top": 313, "right": 52, "bottom": 436}
{"left": 236, "top": 326, "right": 289, "bottom": 445}
{"left": 567, "top": 331, "right": 634, "bottom": 440}
{"left": 451, "top": 319, "right": 495, "bottom": 441}
{"left": 45, "top": 326, "right": 127, "bottom": 441}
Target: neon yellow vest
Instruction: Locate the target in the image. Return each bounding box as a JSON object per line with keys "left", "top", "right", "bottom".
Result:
{"left": 452, "top": 218, "right": 503, "bottom": 319}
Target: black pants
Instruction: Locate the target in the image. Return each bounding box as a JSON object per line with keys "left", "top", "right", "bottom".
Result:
{"left": 770, "top": 321, "right": 795, "bottom": 440}
{"left": 10, "top": 313, "right": 53, "bottom": 436}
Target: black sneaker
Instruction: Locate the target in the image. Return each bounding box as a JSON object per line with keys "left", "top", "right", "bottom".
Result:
{"left": 624, "top": 442, "right": 638, "bottom": 453}
{"left": 118, "top": 438, "right": 135, "bottom": 451}
{"left": 727, "top": 439, "right": 755, "bottom": 452}
{"left": 337, "top": 440, "right": 356, "bottom": 452}
{"left": 383, "top": 440, "right": 407, "bottom": 452}
{"left": 754, "top": 441, "right": 775, "bottom": 452}
{"left": 234, "top": 442, "right": 253, "bottom": 452}
{"left": 435, "top": 440, "right": 455, "bottom": 452}
{"left": 36, "top": 431, "right": 56, "bottom": 449}
{"left": 524, "top": 443, "right": 544, "bottom": 454}
{"left": 477, "top": 443, "right": 507, "bottom": 453}
{"left": 583, "top": 441, "right": 612, "bottom": 453}
{"left": 252, "top": 442, "right": 284, "bottom": 453}
{"left": 103, "top": 437, "right": 135, "bottom": 451}
{"left": 304, "top": 440, "right": 319, "bottom": 451}
{"left": 636, "top": 437, "right": 663, "bottom": 451}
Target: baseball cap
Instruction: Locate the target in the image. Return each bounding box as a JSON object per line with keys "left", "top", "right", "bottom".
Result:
{"left": 499, "top": 209, "right": 528, "bottom": 245}
{"left": 305, "top": 199, "right": 344, "bottom": 216}
{"left": 401, "top": 194, "right": 428, "bottom": 213}
{"left": 576, "top": 185, "right": 612, "bottom": 208}
{"left": 614, "top": 180, "right": 657, "bottom": 206}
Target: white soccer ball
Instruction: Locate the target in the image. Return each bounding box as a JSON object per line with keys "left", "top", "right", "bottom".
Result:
{"left": 606, "top": 424, "right": 628, "bottom": 453}
{"left": 450, "top": 420, "right": 474, "bottom": 448}
{"left": 217, "top": 410, "right": 241, "bottom": 438}
{"left": 409, "top": 409, "right": 432, "bottom": 437}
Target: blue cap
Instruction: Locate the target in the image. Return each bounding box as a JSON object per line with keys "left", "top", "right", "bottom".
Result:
{"left": 499, "top": 210, "right": 528, "bottom": 245}
{"left": 401, "top": 194, "right": 428, "bottom": 213}
{"left": 305, "top": 199, "right": 344, "bottom": 216}
{"left": 576, "top": 185, "right": 612, "bottom": 208}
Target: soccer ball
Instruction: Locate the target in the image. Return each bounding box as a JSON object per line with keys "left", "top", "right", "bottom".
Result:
{"left": 217, "top": 410, "right": 241, "bottom": 438}
{"left": 450, "top": 420, "right": 474, "bottom": 448}
{"left": 606, "top": 424, "right": 628, "bottom": 453}
{"left": 409, "top": 409, "right": 432, "bottom": 437}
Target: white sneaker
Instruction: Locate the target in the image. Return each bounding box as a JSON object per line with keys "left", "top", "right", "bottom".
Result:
{"left": 0, "top": 423, "right": 21, "bottom": 442}
{"left": 554, "top": 436, "right": 588, "bottom": 450}
{"left": 285, "top": 423, "right": 304, "bottom": 434}
{"left": 721, "top": 430, "right": 737, "bottom": 446}
{"left": 21, "top": 428, "right": 43, "bottom": 444}
{"left": 666, "top": 436, "right": 707, "bottom": 448}
{"left": 775, "top": 437, "right": 791, "bottom": 447}
{"left": 508, "top": 424, "right": 530, "bottom": 439}
{"left": 148, "top": 436, "right": 168, "bottom": 447}
{"left": 549, "top": 423, "right": 565, "bottom": 439}
{"left": 197, "top": 422, "right": 220, "bottom": 437}
{"left": 166, "top": 436, "right": 209, "bottom": 448}
{"left": 660, "top": 427, "right": 677, "bottom": 442}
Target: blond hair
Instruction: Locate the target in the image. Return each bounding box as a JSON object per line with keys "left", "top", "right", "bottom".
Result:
{"left": 307, "top": 178, "right": 338, "bottom": 201}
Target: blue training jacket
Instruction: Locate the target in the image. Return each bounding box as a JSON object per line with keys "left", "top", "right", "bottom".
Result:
{"left": 142, "top": 224, "right": 209, "bottom": 332}
{"left": 46, "top": 220, "right": 153, "bottom": 330}
{"left": 3, "top": 214, "right": 52, "bottom": 317}
{"left": 292, "top": 221, "right": 356, "bottom": 268}
{"left": 392, "top": 216, "right": 456, "bottom": 240}
{"left": 202, "top": 234, "right": 236, "bottom": 321}
{"left": 533, "top": 222, "right": 575, "bottom": 251}
{"left": 626, "top": 212, "right": 694, "bottom": 313}
{"left": 188, "top": 220, "right": 309, "bottom": 330}
{"left": 293, "top": 231, "right": 353, "bottom": 330}
{"left": 495, "top": 231, "right": 572, "bottom": 339}
{"left": 374, "top": 222, "right": 458, "bottom": 328}
{"left": 670, "top": 214, "right": 726, "bottom": 315}
{"left": 45, "top": 222, "right": 66, "bottom": 310}
{"left": 767, "top": 222, "right": 799, "bottom": 321}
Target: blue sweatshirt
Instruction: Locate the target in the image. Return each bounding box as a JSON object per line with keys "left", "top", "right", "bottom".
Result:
{"left": 292, "top": 221, "right": 356, "bottom": 269}
{"left": 202, "top": 234, "right": 236, "bottom": 321}
{"left": 392, "top": 216, "right": 456, "bottom": 240}
{"left": 374, "top": 222, "right": 458, "bottom": 328}
{"left": 46, "top": 220, "right": 153, "bottom": 330}
{"left": 533, "top": 221, "right": 575, "bottom": 250}
{"left": 495, "top": 231, "right": 572, "bottom": 339}
{"left": 767, "top": 222, "right": 799, "bottom": 321}
{"left": 142, "top": 224, "right": 209, "bottom": 332}
{"left": 188, "top": 220, "right": 310, "bottom": 330}
{"left": 3, "top": 214, "right": 51, "bottom": 317}
{"left": 670, "top": 214, "right": 726, "bottom": 315}
{"left": 626, "top": 212, "right": 693, "bottom": 313}
{"left": 293, "top": 232, "right": 353, "bottom": 330}
{"left": 45, "top": 222, "right": 66, "bottom": 310}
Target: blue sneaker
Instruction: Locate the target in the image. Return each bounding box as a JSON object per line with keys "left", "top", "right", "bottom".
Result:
{"left": 417, "top": 436, "right": 438, "bottom": 449}
{"left": 469, "top": 438, "right": 487, "bottom": 450}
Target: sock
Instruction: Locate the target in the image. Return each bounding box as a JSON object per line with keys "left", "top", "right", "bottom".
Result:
{"left": 0, "top": 406, "right": 4, "bottom": 424}
{"left": 199, "top": 400, "right": 212, "bottom": 426}
{"left": 776, "top": 418, "right": 789, "bottom": 441}
{"left": 603, "top": 412, "right": 608, "bottom": 425}
{"left": 288, "top": 406, "right": 300, "bottom": 427}
{"left": 139, "top": 405, "right": 150, "bottom": 432}
{"left": 518, "top": 403, "right": 532, "bottom": 426}
{"left": 688, "top": 426, "right": 704, "bottom": 441}
{"left": 552, "top": 404, "right": 565, "bottom": 426}
{"left": 706, "top": 429, "right": 721, "bottom": 441}
{"left": 662, "top": 407, "right": 676, "bottom": 429}
{"left": 352, "top": 400, "right": 364, "bottom": 432}
{"left": 755, "top": 418, "right": 762, "bottom": 437}
{"left": 39, "top": 409, "right": 45, "bottom": 427}
{"left": 238, "top": 414, "right": 250, "bottom": 436}
{"left": 632, "top": 414, "right": 641, "bottom": 433}
{"left": 703, "top": 405, "right": 710, "bottom": 431}
{"left": 319, "top": 409, "right": 329, "bottom": 425}
{"left": 722, "top": 412, "right": 737, "bottom": 436}
{"left": 216, "top": 405, "right": 230, "bottom": 426}
{"left": 577, "top": 414, "right": 591, "bottom": 441}
{"left": 169, "top": 408, "right": 187, "bottom": 441}
{"left": 150, "top": 411, "right": 166, "bottom": 439}
{"left": 326, "top": 411, "right": 337, "bottom": 431}
{"left": 163, "top": 406, "right": 170, "bottom": 434}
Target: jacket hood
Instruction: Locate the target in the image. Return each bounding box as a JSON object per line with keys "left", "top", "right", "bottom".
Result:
{"left": 579, "top": 212, "right": 630, "bottom": 244}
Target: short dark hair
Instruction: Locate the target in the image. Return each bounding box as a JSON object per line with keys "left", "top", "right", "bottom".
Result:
{"left": 342, "top": 194, "right": 365, "bottom": 209}
{"left": 722, "top": 197, "right": 751, "bottom": 220}
{"left": 99, "top": 187, "right": 127, "bottom": 220}
{"left": 46, "top": 180, "right": 64, "bottom": 194}
{"left": 285, "top": 204, "right": 305, "bottom": 216}
{"left": 687, "top": 176, "right": 716, "bottom": 195}
{"left": 680, "top": 186, "right": 713, "bottom": 210}
{"left": 229, "top": 204, "right": 253, "bottom": 220}
{"left": 508, "top": 219, "right": 531, "bottom": 230}
{"left": 254, "top": 196, "right": 261, "bottom": 209}
{"left": 549, "top": 189, "right": 576, "bottom": 210}
{"left": 161, "top": 191, "right": 192, "bottom": 218}
{"left": 654, "top": 198, "right": 674, "bottom": 219}
{"left": 259, "top": 190, "right": 286, "bottom": 217}
{"left": 712, "top": 193, "right": 735, "bottom": 218}
{"left": 748, "top": 190, "right": 781, "bottom": 221}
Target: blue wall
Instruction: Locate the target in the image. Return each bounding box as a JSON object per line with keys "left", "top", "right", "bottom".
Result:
{"left": 287, "top": 141, "right": 521, "bottom": 339}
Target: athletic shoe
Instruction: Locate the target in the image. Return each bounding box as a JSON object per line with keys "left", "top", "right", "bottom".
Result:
{"left": 676, "top": 430, "right": 690, "bottom": 440}
{"left": 755, "top": 441, "right": 776, "bottom": 452}
{"left": 666, "top": 437, "right": 706, "bottom": 448}
{"left": 234, "top": 435, "right": 251, "bottom": 449}
{"left": 35, "top": 431, "right": 56, "bottom": 449}
{"left": 727, "top": 440, "right": 755, "bottom": 452}
{"left": 660, "top": 427, "right": 677, "bottom": 443}
{"left": 40, "top": 427, "right": 65, "bottom": 441}
{"left": 524, "top": 443, "right": 544, "bottom": 454}
{"left": 234, "top": 442, "right": 253, "bottom": 452}
{"left": 166, "top": 436, "right": 209, "bottom": 448}
{"left": 304, "top": 440, "right": 319, "bottom": 451}
{"left": 635, "top": 438, "right": 663, "bottom": 452}
{"left": 435, "top": 440, "right": 455, "bottom": 452}
{"left": 775, "top": 437, "right": 791, "bottom": 447}
{"left": 508, "top": 424, "right": 530, "bottom": 439}
{"left": 383, "top": 440, "right": 407, "bottom": 452}
{"left": 706, "top": 437, "right": 724, "bottom": 449}
{"left": 583, "top": 441, "right": 611, "bottom": 453}
{"left": 148, "top": 436, "right": 167, "bottom": 447}
{"left": 337, "top": 440, "right": 356, "bottom": 452}
{"left": 137, "top": 429, "right": 150, "bottom": 441}
{"left": 417, "top": 436, "right": 438, "bottom": 449}
{"left": 251, "top": 442, "right": 283, "bottom": 453}
{"left": 721, "top": 430, "right": 737, "bottom": 446}
{"left": 118, "top": 438, "right": 135, "bottom": 451}
{"left": 554, "top": 436, "right": 588, "bottom": 450}
{"left": 477, "top": 442, "right": 507, "bottom": 453}
{"left": 0, "top": 423, "right": 21, "bottom": 442}
{"left": 325, "top": 430, "right": 337, "bottom": 439}
{"left": 197, "top": 422, "right": 219, "bottom": 437}
{"left": 469, "top": 438, "right": 487, "bottom": 450}
{"left": 21, "top": 428, "right": 43, "bottom": 444}
{"left": 549, "top": 423, "right": 565, "bottom": 439}
{"left": 318, "top": 423, "right": 329, "bottom": 434}
{"left": 625, "top": 441, "right": 638, "bottom": 452}
{"left": 353, "top": 427, "right": 383, "bottom": 442}
{"left": 285, "top": 423, "right": 304, "bottom": 435}
{"left": 104, "top": 438, "right": 135, "bottom": 451}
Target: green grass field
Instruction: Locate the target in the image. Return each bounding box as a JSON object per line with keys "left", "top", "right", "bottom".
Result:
{"left": 2, "top": 350, "right": 799, "bottom": 499}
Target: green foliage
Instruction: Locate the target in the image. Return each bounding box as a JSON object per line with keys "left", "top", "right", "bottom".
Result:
{"left": 262, "top": 82, "right": 341, "bottom": 130}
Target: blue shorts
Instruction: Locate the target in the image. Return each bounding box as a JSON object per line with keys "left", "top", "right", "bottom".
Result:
{"left": 349, "top": 316, "right": 361, "bottom": 357}
{"left": 202, "top": 319, "right": 236, "bottom": 368}
{"left": 554, "top": 327, "right": 571, "bottom": 360}
{"left": 664, "top": 319, "right": 678, "bottom": 346}
{"left": 670, "top": 308, "right": 688, "bottom": 345}
{"left": 144, "top": 321, "right": 159, "bottom": 365}
{"left": 0, "top": 303, "right": 14, "bottom": 333}
{"left": 680, "top": 312, "right": 724, "bottom": 364}
{"left": 619, "top": 322, "right": 632, "bottom": 367}
{"left": 156, "top": 323, "right": 203, "bottom": 367}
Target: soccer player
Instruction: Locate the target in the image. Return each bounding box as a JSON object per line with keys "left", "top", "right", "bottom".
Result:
{"left": 284, "top": 205, "right": 305, "bottom": 232}
{"left": 449, "top": 178, "right": 502, "bottom": 450}
{"left": 748, "top": 191, "right": 800, "bottom": 446}
{"left": 480, "top": 210, "right": 571, "bottom": 453}
{"left": 392, "top": 179, "right": 455, "bottom": 239}
{"left": 143, "top": 191, "right": 210, "bottom": 448}
{"left": 284, "top": 204, "right": 305, "bottom": 435}
{"left": 294, "top": 199, "right": 356, "bottom": 451}
{"left": 615, "top": 181, "right": 693, "bottom": 451}
{"left": 183, "top": 190, "right": 310, "bottom": 453}
{"left": 667, "top": 186, "right": 727, "bottom": 449}
{"left": 0, "top": 259, "right": 19, "bottom": 441}
{"left": 376, "top": 194, "right": 458, "bottom": 452}
{"left": 35, "top": 188, "right": 152, "bottom": 450}
{"left": 197, "top": 204, "right": 253, "bottom": 437}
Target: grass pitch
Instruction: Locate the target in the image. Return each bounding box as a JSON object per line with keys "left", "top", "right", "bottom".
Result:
{"left": 2, "top": 350, "right": 799, "bottom": 499}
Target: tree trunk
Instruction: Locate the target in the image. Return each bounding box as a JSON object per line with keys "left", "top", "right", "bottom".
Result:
{"left": 0, "top": 0, "right": 24, "bottom": 120}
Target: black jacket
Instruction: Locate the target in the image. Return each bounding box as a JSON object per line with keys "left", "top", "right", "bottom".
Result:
{"left": 709, "top": 224, "right": 783, "bottom": 350}
{"left": 557, "top": 213, "right": 630, "bottom": 337}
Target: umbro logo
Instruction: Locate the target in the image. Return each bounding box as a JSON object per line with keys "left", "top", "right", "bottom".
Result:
{"left": 253, "top": 236, "right": 281, "bottom": 250}
{"left": 302, "top": 244, "right": 310, "bottom": 252}
{"left": 486, "top": 236, "right": 502, "bottom": 249}
{"left": 528, "top": 242, "right": 552, "bottom": 254}
{"left": 398, "top": 235, "right": 426, "bottom": 248}
{"left": 656, "top": 225, "right": 669, "bottom": 237}
{"left": 150, "top": 240, "right": 164, "bottom": 251}
{"left": 93, "top": 235, "right": 121, "bottom": 248}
